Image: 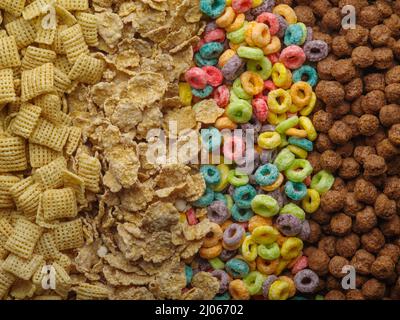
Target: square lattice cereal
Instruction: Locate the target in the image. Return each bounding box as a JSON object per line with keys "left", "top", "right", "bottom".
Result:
{"left": 0, "top": 175, "right": 20, "bottom": 209}
{"left": 2, "top": 253, "right": 44, "bottom": 280}
{"left": 5, "top": 18, "right": 37, "bottom": 49}
{"left": 69, "top": 54, "right": 104, "bottom": 85}
{"left": 54, "top": 219, "right": 84, "bottom": 251}
{"left": 65, "top": 126, "right": 81, "bottom": 155}
{"left": 33, "top": 94, "right": 62, "bottom": 125}
{"left": 60, "top": 24, "right": 89, "bottom": 64}
{"left": 77, "top": 153, "right": 101, "bottom": 193}
{"left": 42, "top": 188, "right": 77, "bottom": 221}
{"left": 29, "top": 143, "right": 61, "bottom": 168}
{"left": 29, "top": 118, "right": 69, "bottom": 151}
{"left": 10, "top": 103, "right": 42, "bottom": 139}
{"left": 57, "top": 0, "right": 89, "bottom": 11}
{"left": 21, "top": 46, "right": 57, "bottom": 71}
{"left": 34, "top": 231, "right": 59, "bottom": 260}
{"left": 0, "top": 0, "right": 26, "bottom": 16}
{"left": 15, "top": 182, "right": 42, "bottom": 217}
{"left": 33, "top": 157, "right": 66, "bottom": 190}
{"left": 0, "top": 68, "right": 16, "bottom": 105}
{"left": 0, "top": 36, "right": 20, "bottom": 69}
{"left": 0, "top": 267, "right": 16, "bottom": 299}
{"left": 21, "top": 63, "right": 55, "bottom": 101}
{"left": 0, "top": 136, "right": 27, "bottom": 173}
{"left": 76, "top": 12, "right": 98, "bottom": 47}
{"left": 22, "top": 0, "right": 49, "bottom": 20}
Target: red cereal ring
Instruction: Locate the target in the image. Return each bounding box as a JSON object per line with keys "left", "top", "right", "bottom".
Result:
{"left": 185, "top": 67, "right": 208, "bottom": 89}
{"left": 291, "top": 255, "right": 308, "bottom": 275}
{"left": 263, "top": 80, "right": 277, "bottom": 95}
{"left": 252, "top": 97, "right": 268, "bottom": 122}
{"left": 193, "top": 39, "right": 205, "bottom": 53}
{"left": 186, "top": 208, "right": 198, "bottom": 225}
{"left": 267, "top": 52, "right": 280, "bottom": 64}
{"left": 256, "top": 12, "right": 280, "bottom": 36}
{"left": 232, "top": 0, "right": 252, "bottom": 13}
{"left": 202, "top": 66, "right": 224, "bottom": 87}
{"left": 204, "top": 28, "right": 226, "bottom": 43}
{"left": 213, "top": 85, "right": 230, "bottom": 107}
{"left": 279, "top": 45, "right": 306, "bottom": 70}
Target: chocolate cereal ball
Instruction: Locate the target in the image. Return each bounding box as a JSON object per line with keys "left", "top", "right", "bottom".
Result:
{"left": 308, "top": 151, "right": 322, "bottom": 173}
{"left": 379, "top": 104, "right": 400, "bottom": 127}
{"left": 364, "top": 128, "right": 387, "bottom": 147}
{"left": 341, "top": 115, "right": 359, "bottom": 137}
{"left": 361, "top": 278, "right": 386, "bottom": 300}
{"left": 385, "top": 66, "right": 400, "bottom": 85}
{"left": 353, "top": 146, "right": 376, "bottom": 165}
{"left": 378, "top": 244, "right": 400, "bottom": 264}
{"left": 361, "top": 90, "right": 386, "bottom": 114}
{"left": 316, "top": 81, "right": 345, "bottom": 105}
{"left": 359, "top": 6, "right": 382, "bottom": 29}
{"left": 354, "top": 178, "right": 378, "bottom": 205}
{"left": 376, "top": 0, "right": 393, "bottom": 18}
{"left": 315, "top": 133, "right": 335, "bottom": 152}
{"left": 385, "top": 83, "right": 400, "bottom": 104}
{"left": 351, "top": 96, "right": 365, "bottom": 116}
{"left": 326, "top": 102, "right": 351, "bottom": 120}
{"left": 328, "top": 121, "right": 353, "bottom": 145}
{"left": 308, "top": 248, "right": 330, "bottom": 276}
{"left": 374, "top": 193, "right": 397, "bottom": 220}
{"left": 312, "top": 208, "right": 332, "bottom": 225}
{"left": 330, "top": 213, "right": 352, "bottom": 236}
{"left": 320, "top": 190, "right": 345, "bottom": 213}
{"left": 373, "top": 47, "right": 394, "bottom": 69}
{"left": 364, "top": 73, "right": 386, "bottom": 92}
{"left": 376, "top": 139, "right": 400, "bottom": 159}
{"left": 335, "top": 233, "right": 360, "bottom": 258}
{"left": 322, "top": 8, "right": 342, "bottom": 31}
{"left": 345, "top": 78, "right": 363, "bottom": 101}
{"left": 371, "top": 256, "right": 396, "bottom": 280}
{"left": 325, "top": 290, "right": 346, "bottom": 300}
{"left": 336, "top": 141, "right": 355, "bottom": 158}
{"left": 363, "top": 154, "right": 387, "bottom": 176}
{"left": 318, "top": 236, "right": 337, "bottom": 257}
{"left": 351, "top": 46, "right": 375, "bottom": 68}
{"left": 331, "top": 59, "right": 357, "bottom": 83}
{"left": 388, "top": 124, "right": 400, "bottom": 145}
{"left": 339, "top": 158, "right": 360, "bottom": 180}
{"left": 317, "top": 55, "right": 336, "bottom": 80}
{"left": 344, "top": 192, "right": 365, "bottom": 217}
{"left": 370, "top": 24, "right": 392, "bottom": 48}
{"left": 361, "top": 228, "right": 385, "bottom": 254}
{"left": 320, "top": 150, "right": 342, "bottom": 172}
{"left": 345, "top": 25, "right": 369, "bottom": 46}
{"left": 312, "top": 110, "right": 334, "bottom": 133}
{"left": 384, "top": 14, "right": 400, "bottom": 37}
{"left": 332, "top": 36, "right": 353, "bottom": 57}
{"left": 357, "top": 115, "right": 380, "bottom": 136}
{"left": 326, "top": 275, "right": 342, "bottom": 291}
{"left": 353, "top": 206, "right": 377, "bottom": 234}
{"left": 311, "top": 0, "right": 332, "bottom": 17}
{"left": 329, "top": 256, "right": 350, "bottom": 278}
{"left": 351, "top": 249, "right": 375, "bottom": 275}
{"left": 346, "top": 290, "right": 365, "bottom": 300}
{"left": 294, "top": 6, "right": 316, "bottom": 26}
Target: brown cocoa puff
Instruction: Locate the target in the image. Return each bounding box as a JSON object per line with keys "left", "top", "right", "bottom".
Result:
{"left": 351, "top": 46, "right": 374, "bottom": 68}
{"left": 373, "top": 47, "right": 394, "bottom": 69}
{"left": 324, "top": 290, "right": 346, "bottom": 300}
{"left": 322, "top": 7, "right": 342, "bottom": 31}
{"left": 384, "top": 14, "right": 400, "bottom": 37}
{"left": 375, "top": 193, "right": 397, "bottom": 220}
{"left": 376, "top": 139, "right": 400, "bottom": 159}
{"left": 354, "top": 178, "right": 379, "bottom": 205}
{"left": 310, "top": 0, "right": 332, "bottom": 17}
{"left": 344, "top": 192, "right": 365, "bottom": 217}
{"left": 312, "top": 110, "right": 333, "bottom": 133}
{"left": 329, "top": 256, "right": 350, "bottom": 278}
{"left": 388, "top": 124, "right": 400, "bottom": 145}
{"left": 346, "top": 290, "right": 365, "bottom": 300}
{"left": 307, "top": 220, "right": 322, "bottom": 244}
{"left": 328, "top": 121, "right": 353, "bottom": 145}
{"left": 336, "top": 233, "right": 360, "bottom": 258}
{"left": 359, "top": 5, "right": 382, "bottom": 28}
{"left": 385, "top": 83, "right": 400, "bottom": 103}
{"left": 312, "top": 208, "right": 332, "bottom": 225}
{"left": 331, "top": 59, "right": 357, "bottom": 83}
{"left": 371, "top": 256, "right": 396, "bottom": 280}
{"left": 318, "top": 236, "right": 337, "bottom": 257}
{"left": 345, "top": 25, "right": 369, "bottom": 46}
{"left": 363, "top": 73, "right": 386, "bottom": 92}
{"left": 357, "top": 115, "right": 380, "bottom": 136}
{"left": 353, "top": 206, "right": 377, "bottom": 234}
{"left": 332, "top": 36, "right": 353, "bottom": 57}
{"left": 363, "top": 154, "right": 387, "bottom": 176}
{"left": 308, "top": 151, "right": 322, "bottom": 173}
{"left": 342, "top": 115, "right": 360, "bottom": 137}
{"left": 386, "top": 66, "right": 400, "bottom": 85}
{"left": 339, "top": 158, "right": 360, "bottom": 180}
{"left": 392, "top": 39, "right": 400, "bottom": 59}
{"left": 370, "top": 24, "right": 392, "bottom": 47}
{"left": 313, "top": 31, "right": 333, "bottom": 50}
{"left": 378, "top": 244, "right": 400, "bottom": 264}
{"left": 361, "top": 90, "right": 386, "bottom": 114}
{"left": 386, "top": 155, "right": 400, "bottom": 175}
{"left": 326, "top": 102, "right": 351, "bottom": 120}
{"left": 364, "top": 128, "right": 387, "bottom": 147}
{"left": 353, "top": 146, "right": 376, "bottom": 165}
{"left": 377, "top": 0, "right": 393, "bottom": 18}
{"left": 304, "top": 246, "right": 318, "bottom": 258}
{"left": 308, "top": 248, "right": 330, "bottom": 276}
{"left": 364, "top": 173, "right": 387, "bottom": 189}
{"left": 315, "top": 133, "right": 335, "bottom": 152}
{"left": 361, "top": 228, "right": 385, "bottom": 254}
{"left": 294, "top": 6, "right": 316, "bottom": 26}
{"left": 351, "top": 249, "right": 375, "bottom": 275}
{"left": 326, "top": 275, "right": 342, "bottom": 291}
{"left": 361, "top": 278, "right": 386, "bottom": 300}
{"left": 380, "top": 215, "right": 400, "bottom": 237}
{"left": 317, "top": 55, "right": 336, "bottom": 80}
{"left": 344, "top": 78, "right": 363, "bottom": 101}
{"left": 379, "top": 104, "right": 400, "bottom": 127}
{"left": 320, "top": 150, "right": 342, "bottom": 173}
{"left": 332, "top": 177, "right": 346, "bottom": 193}
{"left": 351, "top": 96, "right": 364, "bottom": 116}
{"left": 320, "top": 190, "right": 345, "bottom": 213}
{"left": 339, "top": 0, "right": 368, "bottom": 12}
{"left": 316, "top": 81, "right": 345, "bottom": 106}
{"left": 336, "top": 141, "right": 355, "bottom": 158}
{"left": 330, "top": 213, "right": 352, "bottom": 236}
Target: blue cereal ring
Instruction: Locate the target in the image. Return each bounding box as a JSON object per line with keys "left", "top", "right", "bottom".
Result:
{"left": 233, "top": 185, "right": 257, "bottom": 209}
{"left": 200, "top": 165, "right": 221, "bottom": 185}
{"left": 231, "top": 204, "right": 254, "bottom": 222}
{"left": 200, "top": 0, "right": 226, "bottom": 19}
{"left": 284, "top": 23, "right": 305, "bottom": 46}
{"left": 254, "top": 164, "right": 279, "bottom": 186}
{"left": 185, "top": 265, "right": 193, "bottom": 285}
{"left": 201, "top": 127, "right": 222, "bottom": 151}
{"left": 225, "top": 258, "right": 250, "bottom": 278}
{"left": 214, "top": 292, "right": 231, "bottom": 300}
{"left": 193, "top": 187, "right": 215, "bottom": 207}
{"left": 200, "top": 42, "right": 224, "bottom": 59}
{"left": 284, "top": 181, "right": 307, "bottom": 201}
{"left": 288, "top": 137, "right": 313, "bottom": 152}
{"left": 194, "top": 52, "right": 218, "bottom": 67}
{"left": 191, "top": 85, "right": 213, "bottom": 98}
{"left": 293, "top": 65, "right": 318, "bottom": 87}
{"left": 214, "top": 192, "right": 228, "bottom": 204}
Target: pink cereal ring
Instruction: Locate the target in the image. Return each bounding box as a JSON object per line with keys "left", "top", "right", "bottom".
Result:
{"left": 185, "top": 67, "right": 208, "bottom": 89}
{"left": 263, "top": 80, "right": 277, "bottom": 93}
{"left": 256, "top": 12, "right": 280, "bottom": 36}
{"left": 291, "top": 256, "right": 308, "bottom": 275}
{"left": 267, "top": 52, "right": 280, "bottom": 64}
{"left": 279, "top": 45, "right": 306, "bottom": 70}
{"left": 186, "top": 208, "right": 198, "bottom": 225}
{"left": 202, "top": 66, "right": 223, "bottom": 87}
{"left": 223, "top": 135, "right": 245, "bottom": 161}
{"left": 252, "top": 98, "right": 268, "bottom": 122}
{"left": 232, "top": 0, "right": 252, "bottom": 13}
{"left": 204, "top": 28, "right": 226, "bottom": 43}
{"left": 213, "top": 85, "right": 230, "bottom": 107}
{"left": 193, "top": 39, "right": 205, "bottom": 53}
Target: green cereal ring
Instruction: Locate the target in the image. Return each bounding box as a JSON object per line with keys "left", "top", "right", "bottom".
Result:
{"left": 237, "top": 46, "right": 264, "bottom": 60}
{"left": 233, "top": 78, "right": 253, "bottom": 100}
{"left": 227, "top": 22, "right": 248, "bottom": 44}
{"left": 251, "top": 194, "right": 280, "bottom": 217}
{"left": 275, "top": 116, "right": 299, "bottom": 134}
{"left": 228, "top": 169, "right": 249, "bottom": 187}
{"left": 243, "top": 271, "right": 266, "bottom": 295}
{"left": 225, "top": 194, "right": 234, "bottom": 210}
{"left": 226, "top": 99, "right": 253, "bottom": 123}
{"left": 273, "top": 148, "right": 295, "bottom": 171}
{"left": 209, "top": 257, "right": 225, "bottom": 270}
{"left": 285, "top": 159, "right": 312, "bottom": 182}
{"left": 257, "top": 242, "right": 281, "bottom": 260}
{"left": 310, "top": 170, "right": 335, "bottom": 194}
{"left": 280, "top": 203, "right": 305, "bottom": 221}
{"left": 247, "top": 57, "right": 272, "bottom": 80}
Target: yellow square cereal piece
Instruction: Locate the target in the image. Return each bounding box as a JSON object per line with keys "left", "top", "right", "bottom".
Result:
{"left": 61, "top": 24, "right": 89, "bottom": 64}
{"left": 0, "top": 136, "right": 27, "bottom": 173}
{"left": 35, "top": 23, "right": 56, "bottom": 45}
{"left": 21, "top": 63, "right": 55, "bottom": 101}
{"left": 4, "top": 218, "right": 42, "bottom": 259}
{"left": 75, "top": 283, "right": 110, "bottom": 300}
{"left": 21, "top": 46, "right": 56, "bottom": 71}
{"left": 57, "top": 0, "right": 88, "bottom": 11}
{"left": 65, "top": 126, "right": 81, "bottom": 155}
{"left": 29, "top": 143, "right": 61, "bottom": 168}
{"left": 34, "top": 231, "right": 59, "bottom": 259}
{"left": 55, "top": 4, "right": 76, "bottom": 26}
{"left": 77, "top": 153, "right": 101, "bottom": 193}
{"left": 0, "top": 30, "right": 8, "bottom": 38}
{"left": 0, "top": 0, "right": 26, "bottom": 17}
{"left": 0, "top": 36, "right": 21, "bottom": 69}
{"left": 32, "top": 156, "right": 66, "bottom": 190}
{"left": 76, "top": 12, "right": 98, "bottom": 47}
{"left": 0, "top": 216, "right": 14, "bottom": 242}
{"left": 9, "top": 177, "right": 34, "bottom": 201}
{"left": 15, "top": 182, "right": 42, "bottom": 217}
{"left": 42, "top": 188, "right": 77, "bottom": 221}
{"left": 5, "top": 18, "right": 37, "bottom": 49}
{"left": 0, "top": 266, "right": 16, "bottom": 299}
{"left": 54, "top": 67, "right": 72, "bottom": 94}
{"left": 0, "top": 68, "right": 16, "bottom": 105}
{"left": 0, "top": 176, "right": 20, "bottom": 209}
{"left": 69, "top": 54, "right": 104, "bottom": 85}
{"left": 62, "top": 169, "right": 85, "bottom": 205}
{"left": 2, "top": 253, "right": 44, "bottom": 280}
{"left": 10, "top": 103, "right": 42, "bottom": 139}
{"left": 54, "top": 218, "right": 84, "bottom": 251}
{"left": 29, "top": 118, "right": 69, "bottom": 151}
{"left": 33, "top": 94, "right": 62, "bottom": 125}
{"left": 22, "top": 0, "right": 49, "bottom": 20}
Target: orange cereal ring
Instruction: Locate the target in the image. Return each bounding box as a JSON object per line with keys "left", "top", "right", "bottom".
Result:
{"left": 240, "top": 71, "right": 264, "bottom": 95}
{"left": 248, "top": 215, "right": 272, "bottom": 232}
{"left": 256, "top": 257, "right": 279, "bottom": 275}
{"left": 221, "top": 219, "right": 234, "bottom": 231}
{"left": 203, "top": 222, "right": 223, "bottom": 248}
{"left": 229, "top": 279, "right": 250, "bottom": 300}
{"left": 199, "top": 242, "right": 222, "bottom": 259}
{"left": 226, "top": 13, "right": 245, "bottom": 32}
{"left": 216, "top": 7, "right": 236, "bottom": 28}
{"left": 279, "top": 276, "right": 296, "bottom": 297}
{"left": 252, "top": 23, "right": 271, "bottom": 48}
{"left": 218, "top": 49, "right": 236, "bottom": 67}
{"left": 276, "top": 233, "right": 288, "bottom": 246}
{"left": 262, "top": 36, "right": 281, "bottom": 55}
{"left": 215, "top": 116, "right": 238, "bottom": 130}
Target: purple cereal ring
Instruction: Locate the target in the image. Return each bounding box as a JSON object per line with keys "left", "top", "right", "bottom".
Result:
{"left": 305, "top": 27, "right": 313, "bottom": 43}
{"left": 194, "top": 257, "right": 212, "bottom": 272}
{"left": 207, "top": 200, "right": 230, "bottom": 224}
{"left": 303, "top": 40, "right": 329, "bottom": 62}
{"left": 294, "top": 269, "right": 319, "bottom": 293}
{"left": 245, "top": 11, "right": 255, "bottom": 21}
{"left": 220, "top": 249, "right": 238, "bottom": 262}
{"left": 275, "top": 214, "right": 303, "bottom": 236}
{"left": 260, "top": 124, "right": 276, "bottom": 133}
{"left": 251, "top": 0, "right": 275, "bottom": 17}
{"left": 262, "top": 275, "right": 279, "bottom": 298}
{"left": 212, "top": 270, "right": 231, "bottom": 294}
{"left": 260, "top": 149, "right": 277, "bottom": 164}
{"left": 298, "top": 219, "right": 310, "bottom": 241}
{"left": 275, "top": 14, "right": 288, "bottom": 38}
{"left": 267, "top": 189, "right": 286, "bottom": 207}
{"left": 223, "top": 223, "right": 245, "bottom": 247}
{"left": 221, "top": 55, "right": 245, "bottom": 81}
{"left": 205, "top": 21, "right": 218, "bottom": 34}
